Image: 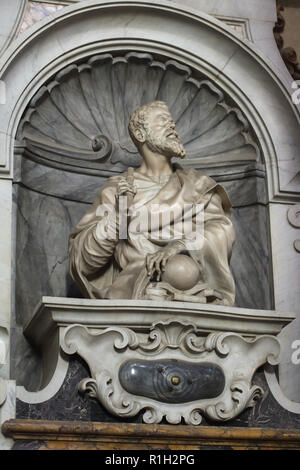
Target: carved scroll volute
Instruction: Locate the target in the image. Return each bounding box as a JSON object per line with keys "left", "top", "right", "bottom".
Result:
{"left": 60, "top": 320, "right": 281, "bottom": 426}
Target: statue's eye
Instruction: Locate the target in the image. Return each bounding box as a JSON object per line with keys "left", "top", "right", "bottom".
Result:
{"left": 159, "top": 117, "right": 168, "bottom": 125}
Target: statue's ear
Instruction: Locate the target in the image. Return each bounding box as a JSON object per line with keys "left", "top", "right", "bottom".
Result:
{"left": 134, "top": 127, "right": 146, "bottom": 144}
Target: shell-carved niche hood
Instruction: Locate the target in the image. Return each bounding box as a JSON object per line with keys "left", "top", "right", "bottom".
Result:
{"left": 17, "top": 52, "right": 260, "bottom": 176}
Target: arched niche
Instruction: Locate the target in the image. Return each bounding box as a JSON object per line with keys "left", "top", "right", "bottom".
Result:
{"left": 13, "top": 58, "right": 271, "bottom": 389}
{"left": 0, "top": 1, "right": 298, "bottom": 393}
{"left": 14, "top": 49, "right": 270, "bottom": 324}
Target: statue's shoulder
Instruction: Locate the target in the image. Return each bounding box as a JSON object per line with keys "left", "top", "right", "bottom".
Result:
{"left": 176, "top": 166, "right": 217, "bottom": 194}
{"left": 176, "top": 166, "right": 232, "bottom": 211}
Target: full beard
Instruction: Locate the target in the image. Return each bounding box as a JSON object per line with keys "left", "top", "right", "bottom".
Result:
{"left": 146, "top": 134, "right": 186, "bottom": 159}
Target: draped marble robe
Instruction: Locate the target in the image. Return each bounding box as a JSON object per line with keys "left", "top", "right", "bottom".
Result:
{"left": 69, "top": 166, "right": 235, "bottom": 305}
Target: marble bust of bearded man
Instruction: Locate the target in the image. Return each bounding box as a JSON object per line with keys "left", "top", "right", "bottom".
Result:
{"left": 69, "top": 101, "right": 235, "bottom": 305}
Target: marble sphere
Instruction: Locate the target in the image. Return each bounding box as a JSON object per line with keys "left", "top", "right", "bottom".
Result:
{"left": 161, "top": 254, "right": 201, "bottom": 291}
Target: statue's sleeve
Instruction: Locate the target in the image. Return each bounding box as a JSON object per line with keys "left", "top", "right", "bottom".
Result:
{"left": 69, "top": 181, "right": 119, "bottom": 282}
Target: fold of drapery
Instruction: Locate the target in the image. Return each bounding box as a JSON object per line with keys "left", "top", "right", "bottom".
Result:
{"left": 69, "top": 166, "right": 235, "bottom": 305}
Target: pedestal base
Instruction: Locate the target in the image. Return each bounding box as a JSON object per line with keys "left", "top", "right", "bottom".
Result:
{"left": 17, "top": 298, "right": 295, "bottom": 426}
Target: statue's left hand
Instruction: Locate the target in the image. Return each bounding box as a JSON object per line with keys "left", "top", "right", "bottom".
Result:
{"left": 146, "top": 241, "right": 184, "bottom": 280}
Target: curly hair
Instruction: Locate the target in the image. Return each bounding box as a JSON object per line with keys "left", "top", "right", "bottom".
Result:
{"left": 128, "top": 101, "right": 169, "bottom": 147}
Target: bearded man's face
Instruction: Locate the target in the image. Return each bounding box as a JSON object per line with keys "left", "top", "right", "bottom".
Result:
{"left": 143, "top": 107, "right": 186, "bottom": 159}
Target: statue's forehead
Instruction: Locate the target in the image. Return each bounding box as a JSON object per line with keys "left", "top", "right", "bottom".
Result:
{"left": 146, "top": 106, "right": 173, "bottom": 121}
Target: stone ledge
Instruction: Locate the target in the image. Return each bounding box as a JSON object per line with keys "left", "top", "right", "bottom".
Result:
{"left": 2, "top": 419, "right": 300, "bottom": 450}
{"left": 24, "top": 297, "right": 295, "bottom": 348}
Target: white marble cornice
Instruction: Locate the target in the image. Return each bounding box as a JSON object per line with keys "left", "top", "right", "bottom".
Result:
{"left": 25, "top": 297, "right": 295, "bottom": 344}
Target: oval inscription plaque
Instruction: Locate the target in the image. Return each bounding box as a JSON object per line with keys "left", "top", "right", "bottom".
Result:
{"left": 119, "top": 359, "right": 225, "bottom": 404}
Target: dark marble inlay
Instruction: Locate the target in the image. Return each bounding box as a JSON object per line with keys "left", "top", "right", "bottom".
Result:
{"left": 119, "top": 359, "right": 225, "bottom": 403}
{"left": 16, "top": 357, "right": 300, "bottom": 429}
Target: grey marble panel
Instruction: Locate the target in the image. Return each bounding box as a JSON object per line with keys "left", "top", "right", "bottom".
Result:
{"left": 119, "top": 359, "right": 225, "bottom": 403}
{"left": 11, "top": 185, "right": 87, "bottom": 389}
{"left": 9, "top": 325, "right": 42, "bottom": 392}
{"left": 230, "top": 204, "right": 273, "bottom": 310}
{"left": 221, "top": 173, "right": 267, "bottom": 207}
{"left": 15, "top": 153, "right": 109, "bottom": 204}
{"left": 17, "top": 148, "right": 267, "bottom": 206}
{"left": 13, "top": 185, "right": 87, "bottom": 329}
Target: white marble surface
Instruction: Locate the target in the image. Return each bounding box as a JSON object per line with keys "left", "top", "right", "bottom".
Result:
{"left": 0, "top": 380, "right": 15, "bottom": 450}
{"left": 0, "top": 1, "right": 26, "bottom": 58}
{"left": 0, "top": 179, "right": 12, "bottom": 321}
{"left": 265, "top": 364, "right": 300, "bottom": 414}
{"left": 269, "top": 203, "right": 300, "bottom": 314}
{"left": 151, "top": 0, "right": 277, "bottom": 21}
{"left": 92, "top": 0, "right": 288, "bottom": 72}
{"left": 0, "top": 328, "right": 8, "bottom": 385}
{"left": 0, "top": 179, "right": 12, "bottom": 380}
{"left": 0, "top": 131, "right": 10, "bottom": 170}
{"left": 26, "top": 296, "right": 295, "bottom": 340}
{"left": 16, "top": 352, "right": 69, "bottom": 405}
{"left": 269, "top": 202, "right": 300, "bottom": 401}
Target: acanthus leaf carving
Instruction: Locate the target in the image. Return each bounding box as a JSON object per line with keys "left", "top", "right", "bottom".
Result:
{"left": 205, "top": 382, "right": 263, "bottom": 422}
{"left": 137, "top": 318, "right": 206, "bottom": 356}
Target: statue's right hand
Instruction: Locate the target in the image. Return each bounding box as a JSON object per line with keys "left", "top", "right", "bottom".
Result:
{"left": 116, "top": 178, "right": 137, "bottom": 200}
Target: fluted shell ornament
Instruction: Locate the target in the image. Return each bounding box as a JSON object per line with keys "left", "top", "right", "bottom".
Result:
{"left": 18, "top": 52, "right": 259, "bottom": 175}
